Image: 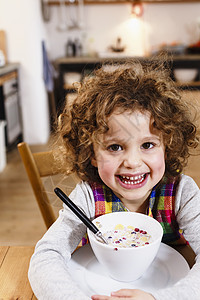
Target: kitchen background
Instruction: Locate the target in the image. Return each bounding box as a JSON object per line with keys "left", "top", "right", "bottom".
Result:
{"left": 1, "top": 0, "right": 200, "bottom": 146}
{"left": 1, "top": 0, "right": 200, "bottom": 246}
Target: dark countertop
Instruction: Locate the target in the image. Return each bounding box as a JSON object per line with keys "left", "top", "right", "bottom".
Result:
{"left": 0, "top": 63, "right": 20, "bottom": 77}
{"left": 55, "top": 54, "right": 200, "bottom": 65}
{"left": 55, "top": 55, "right": 143, "bottom": 64}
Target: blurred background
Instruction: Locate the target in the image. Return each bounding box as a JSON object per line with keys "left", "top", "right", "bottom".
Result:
{"left": 1, "top": 0, "right": 200, "bottom": 246}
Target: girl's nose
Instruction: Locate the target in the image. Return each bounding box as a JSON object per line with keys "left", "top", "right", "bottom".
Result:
{"left": 123, "top": 149, "right": 142, "bottom": 169}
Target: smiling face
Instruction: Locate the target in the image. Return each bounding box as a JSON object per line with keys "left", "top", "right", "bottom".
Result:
{"left": 91, "top": 110, "right": 165, "bottom": 212}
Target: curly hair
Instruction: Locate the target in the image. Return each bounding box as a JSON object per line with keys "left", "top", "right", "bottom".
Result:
{"left": 54, "top": 57, "right": 199, "bottom": 183}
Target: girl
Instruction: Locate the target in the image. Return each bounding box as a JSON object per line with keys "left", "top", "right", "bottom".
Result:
{"left": 28, "top": 58, "right": 200, "bottom": 300}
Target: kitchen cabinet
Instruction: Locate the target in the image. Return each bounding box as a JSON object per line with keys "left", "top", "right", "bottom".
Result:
{"left": 0, "top": 63, "right": 22, "bottom": 150}
{"left": 54, "top": 55, "right": 200, "bottom": 109}
{"left": 170, "top": 55, "right": 200, "bottom": 89}
{"left": 54, "top": 57, "right": 104, "bottom": 112}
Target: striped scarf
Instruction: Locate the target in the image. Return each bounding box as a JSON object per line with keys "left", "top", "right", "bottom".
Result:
{"left": 81, "top": 176, "right": 187, "bottom": 246}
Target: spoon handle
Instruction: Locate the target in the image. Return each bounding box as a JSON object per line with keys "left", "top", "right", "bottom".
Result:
{"left": 54, "top": 187, "right": 99, "bottom": 234}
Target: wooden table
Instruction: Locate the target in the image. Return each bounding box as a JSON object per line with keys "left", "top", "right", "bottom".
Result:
{"left": 0, "top": 244, "right": 196, "bottom": 299}
{"left": 0, "top": 246, "right": 36, "bottom": 299}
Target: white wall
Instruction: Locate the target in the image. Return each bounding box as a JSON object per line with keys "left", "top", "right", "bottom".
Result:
{"left": 0, "top": 0, "right": 50, "bottom": 144}
{"left": 144, "top": 3, "right": 200, "bottom": 50}
{"left": 1, "top": 1, "right": 200, "bottom": 144}
{"left": 44, "top": 2, "right": 200, "bottom": 60}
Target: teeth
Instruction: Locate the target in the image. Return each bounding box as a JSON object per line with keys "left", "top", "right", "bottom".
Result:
{"left": 122, "top": 175, "right": 143, "bottom": 180}
{"left": 121, "top": 174, "right": 145, "bottom": 185}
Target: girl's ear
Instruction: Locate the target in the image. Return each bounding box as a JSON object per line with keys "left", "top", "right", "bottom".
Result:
{"left": 91, "top": 156, "right": 98, "bottom": 167}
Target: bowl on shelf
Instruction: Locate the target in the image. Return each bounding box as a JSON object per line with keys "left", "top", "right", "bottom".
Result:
{"left": 64, "top": 72, "right": 82, "bottom": 86}
{"left": 173, "top": 68, "right": 198, "bottom": 83}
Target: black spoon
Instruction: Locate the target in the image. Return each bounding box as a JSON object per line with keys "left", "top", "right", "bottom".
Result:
{"left": 54, "top": 187, "right": 108, "bottom": 244}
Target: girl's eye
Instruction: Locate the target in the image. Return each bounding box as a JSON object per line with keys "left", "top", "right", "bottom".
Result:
{"left": 141, "top": 142, "right": 154, "bottom": 150}
{"left": 108, "top": 144, "right": 122, "bottom": 152}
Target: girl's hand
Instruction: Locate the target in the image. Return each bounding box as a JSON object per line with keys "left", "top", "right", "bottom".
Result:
{"left": 91, "top": 289, "right": 155, "bottom": 300}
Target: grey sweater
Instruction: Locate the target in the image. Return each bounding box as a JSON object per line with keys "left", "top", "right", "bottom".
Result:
{"left": 28, "top": 174, "right": 200, "bottom": 299}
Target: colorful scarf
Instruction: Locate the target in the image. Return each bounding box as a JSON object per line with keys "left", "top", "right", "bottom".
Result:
{"left": 81, "top": 177, "right": 187, "bottom": 246}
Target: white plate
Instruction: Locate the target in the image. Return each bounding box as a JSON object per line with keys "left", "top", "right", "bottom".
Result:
{"left": 68, "top": 243, "right": 190, "bottom": 297}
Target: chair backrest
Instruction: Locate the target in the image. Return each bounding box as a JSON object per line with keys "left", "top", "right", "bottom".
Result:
{"left": 17, "top": 142, "right": 72, "bottom": 229}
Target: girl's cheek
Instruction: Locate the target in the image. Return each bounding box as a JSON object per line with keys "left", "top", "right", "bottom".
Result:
{"left": 91, "top": 151, "right": 106, "bottom": 167}
{"left": 153, "top": 153, "right": 165, "bottom": 172}
{"left": 98, "top": 159, "right": 115, "bottom": 178}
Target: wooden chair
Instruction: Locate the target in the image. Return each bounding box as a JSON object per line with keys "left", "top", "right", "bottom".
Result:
{"left": 17, "top": 142, "right": 78, "bottom": 229}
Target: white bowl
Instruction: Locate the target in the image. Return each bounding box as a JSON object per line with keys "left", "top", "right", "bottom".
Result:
{"left": 173, "top": 68, "right": 198, "bottom": 83}
{"left": 87, "top": 212, "right": 163, "bottom": 282}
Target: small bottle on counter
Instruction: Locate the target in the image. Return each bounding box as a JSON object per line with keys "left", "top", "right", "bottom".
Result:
{"left": 72, "top": 41, "right": 76, "bottom": 57}
{"left": 66, "top": 38, "right": 83, "bottom": 57}
{"left": 66, "top": 39, "right": 74, "bottom": 57}
{"left": 74, "top": 38, "right": 82, "bottom": 56}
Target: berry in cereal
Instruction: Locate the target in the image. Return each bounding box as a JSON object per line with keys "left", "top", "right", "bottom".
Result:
{"left": 102, "top": 224, "right": 152, "bottom": 248}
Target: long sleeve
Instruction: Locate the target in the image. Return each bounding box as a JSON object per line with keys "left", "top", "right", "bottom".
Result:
{"left": 28, "top": 181, "right": 95, "bottom": 300}
{"left": 29, "top": 175, "right": 200, "bottom": 299}
{"left": 152, "top": 174, "right": 200, "bottom": 300}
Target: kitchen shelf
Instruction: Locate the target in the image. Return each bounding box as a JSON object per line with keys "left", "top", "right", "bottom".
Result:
{"left": 47, "top": 0, "right": 200, "bottom": 5}
{"left": 175, "top": 81, "right": 200, "bottom": 88}
{"left": 54, "top": 55, "right": 200, "bottom": 113}
{"left": 63, "top": 83, "right": 77, "bottom": 90}
{"left": 176, "top": 81, "right": 200, "bottom": 86}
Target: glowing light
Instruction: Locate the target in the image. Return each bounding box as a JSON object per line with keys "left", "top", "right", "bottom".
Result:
{"left": 131, "top": 1, "right": 143, "bottom": 18}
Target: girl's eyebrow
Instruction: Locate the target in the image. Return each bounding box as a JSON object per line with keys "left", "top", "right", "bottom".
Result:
{"left": 104, "top": 134, "right": 161, "bottom": 144}
{"left": 103, "top": 135, "right": 126, "bottom": 143}
{"left": 142, "top": 135, "right": 161, "bottom": 141}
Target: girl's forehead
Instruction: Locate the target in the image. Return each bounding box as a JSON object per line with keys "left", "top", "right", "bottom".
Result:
{"left": 107, "top": 109, "right": 152, "bottom": 127}
{"left": 105, "top": 109, "right": 161, "bottom": 139}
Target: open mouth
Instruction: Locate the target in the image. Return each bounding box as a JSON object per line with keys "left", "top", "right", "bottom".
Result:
{"left": 118, "top": 174, "right": 147, "bottom": 185}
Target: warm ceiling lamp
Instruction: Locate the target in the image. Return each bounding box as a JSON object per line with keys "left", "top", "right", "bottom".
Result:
{"left": 131, "top": 0, "right": 143, "bottom": 17}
